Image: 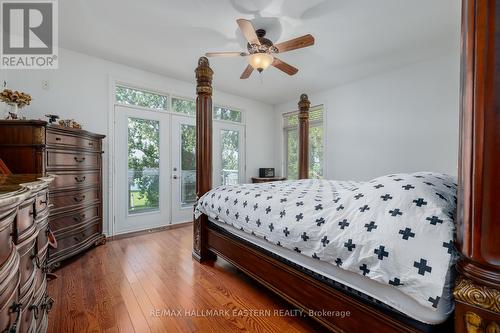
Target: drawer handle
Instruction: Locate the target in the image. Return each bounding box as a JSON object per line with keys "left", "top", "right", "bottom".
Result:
{"left": 55, "top": 137, "right": 62, "bottom": 141}
{"left": 74, "top": 156, "right": 86, "bottom": 163}
{"left": 34, "top": 255, "right": 41, "bottom": 269}
{"left": 75, "top": 176, "right": 86, "bottom": 183}
{"left": 88, "top": 141, "right": 94, "bottom": 146}
{"left": 74, "top": 195, "right": 86, "bottom": 202}
{"left": 30, "top": 248, "right": 37, "bottom": 261}
{"left": 39, "top": 199, "right": 48, "bottom": 205}
{"left": 7, "top": 302, "right": 22, "bottom": 333}
{"left": 46, "top": 226, "right": 58, "bottom": 249}
{"left": 73, "top": 232, "right": 86, "bottom": 242}
{"left": 42, "top": 296, "right": 54, "bottom": 313}
{"left": 29, "top": 304, "right": 39, "bottom": 320}
{"left": 41, "top": 261, "right": 51, "bottom": 274}
{"left": 73, "top": 214, "right": 86, "bottom": 223}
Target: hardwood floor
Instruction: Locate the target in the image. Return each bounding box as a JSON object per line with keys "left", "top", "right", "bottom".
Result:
{"left": 47, "top": 225, "right": 322, "bottom": 333}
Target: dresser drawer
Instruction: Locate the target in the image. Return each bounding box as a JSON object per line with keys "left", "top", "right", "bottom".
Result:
{"left": 18, "top": 279, "right": 35, "bottom": 333}
{"left": 34, "top": 190, "right": 49, "bottom": 217}
{"left": 0, "top": 210, "right": 15, "bottom": 267}
{"left": 50, "top": 188, "right": 100, "bottom": 214}
{"left": 49, "top": 170, "right": 100, "bottom": 191}
{"left": 36, "top": 217, "right": 49, "bottom": 254}
{"left": 47, "top": 130, "right": 101, "bottom": 151}
{"left": 49, "top": 205, "right": 100, "bottom": 233}
{"left": 0, "top": 249, "right": 20, "bottom": 310}
{"left": 32, "top": 277, "right": 46, "bottom": 332}
{"left": 17, "top": 233, "right": 37, "bottom": 298}
{"left": 50, "top": 222, "right": 100, "bottom": 257}
{"left": 46, "top": 150, "right": 100, "bottom": 170}
{"left": 0, "top": 274, "right": 19, "bottom": 333}
{"left": 33, "top": 245, "right": 48, "bottom": 298}
{"left": 15, "top": 199, "right": 36, "bottom": 242}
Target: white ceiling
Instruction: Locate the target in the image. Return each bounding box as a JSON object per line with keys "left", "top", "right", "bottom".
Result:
{"left": 60, "top": 0, "right": 461, "bottom": 105}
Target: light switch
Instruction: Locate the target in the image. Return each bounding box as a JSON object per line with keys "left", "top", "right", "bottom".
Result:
{"left": 42, "top": 80, "right": 49, "bottom": 90}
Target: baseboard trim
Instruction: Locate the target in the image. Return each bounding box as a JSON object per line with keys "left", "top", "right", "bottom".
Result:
{"left": 108, "top": 221, "right": 192, "bottom": 241}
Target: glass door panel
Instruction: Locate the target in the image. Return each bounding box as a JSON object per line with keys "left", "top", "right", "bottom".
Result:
{"left": 180, "top": 124, "right": 196, "bottom": 206}
{"left": 127, "top": 117, "right": 160, "bottom": 213}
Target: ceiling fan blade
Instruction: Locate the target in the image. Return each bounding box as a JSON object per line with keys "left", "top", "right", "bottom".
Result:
{"left": 240, "top": 65, "right": 254, "bottom": 79}
{"left": 237, "top": 19, "right": 261, "bottom": 45}
{"left": 274, "top": 34, "right": 315, "bottom": 53}
{"left": 205, "top": 51, "right": 247, "bottom": 57}
{"left": 272, "top": 58, "right": 299, "bottom": 76}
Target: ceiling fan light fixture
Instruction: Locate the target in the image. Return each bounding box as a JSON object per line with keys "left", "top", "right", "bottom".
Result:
{"left": 247, "top": 53, "right": 273, "bottom": 72}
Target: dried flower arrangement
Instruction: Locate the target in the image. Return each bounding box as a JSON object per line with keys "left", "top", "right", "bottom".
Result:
{"left": 0, "top": 89, "right": 32, "bottom": 108}
{"left": 1, "top": 88, "right": 32, "bottom": 119}
{"left": 58, "top": 119, "right": 82, "bottom": 129}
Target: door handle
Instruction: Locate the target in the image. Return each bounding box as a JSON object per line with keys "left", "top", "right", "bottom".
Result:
{"left": 173, "top": 175, "right": 178, "bottom": 180}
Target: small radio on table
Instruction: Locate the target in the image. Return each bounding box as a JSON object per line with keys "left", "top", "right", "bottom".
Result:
{"left": 259, "top": 168, "right": 275, "bottom": 178}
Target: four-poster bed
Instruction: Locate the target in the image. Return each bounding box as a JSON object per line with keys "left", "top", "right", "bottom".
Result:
{"left": 192, "top": 1, "right": 500, "bottom": 332}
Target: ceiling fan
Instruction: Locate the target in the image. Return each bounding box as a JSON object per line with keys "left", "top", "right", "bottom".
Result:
{"left": 206, "top": 19, "right": 315, "bottom": 79}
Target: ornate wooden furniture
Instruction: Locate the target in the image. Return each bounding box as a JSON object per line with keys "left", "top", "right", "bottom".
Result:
{"left": 453, "top": 0, "right": 500, "bottom": 332}
{"left": 0, "top": 121, "right": 106, "bottom": 268}
{"left": 251, "top": 177, "right": 286, "bottom": 183}
{"left": 44, "top": 125, "right": 106, "bottom": 268}
{"left": 192, "top": 0, "right": 500, "bottom": 329}
{"left": 0, "top": 174, "right": 54, "bottom": 333}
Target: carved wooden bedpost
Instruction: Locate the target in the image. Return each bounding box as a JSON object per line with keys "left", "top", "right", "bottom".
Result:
{"left": 298, "top": 93, "right": 310, "bottom": 179}
{"left": 193, "top": 56, "right": 214, "bottom": 262}
{"left": 454, "top": 0, "right": 500, "bottom": 332}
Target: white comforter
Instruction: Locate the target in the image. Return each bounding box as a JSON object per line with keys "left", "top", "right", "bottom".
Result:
{"left": 195, "top": 172, "right": 457, "bottom": 312}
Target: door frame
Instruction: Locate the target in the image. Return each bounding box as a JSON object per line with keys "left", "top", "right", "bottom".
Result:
{"left": 108, "top": 77, "right": 247, "bottom": 236}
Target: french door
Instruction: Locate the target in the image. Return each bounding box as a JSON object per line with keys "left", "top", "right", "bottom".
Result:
{"left": 114, "top": 105, "right": 171, "bottom": 234}
{"left": 113, "top": 106, "right": 246, "bottom": 234}
{"left": 171, "top": 115, "right": 196, "bottom": 223}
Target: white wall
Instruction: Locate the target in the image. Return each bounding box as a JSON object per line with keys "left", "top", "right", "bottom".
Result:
{"left": 1, "top": 48, "right": 276, "bottom": 235}
{"left": 274, "top": 52, "right": 460, "bottom": 181}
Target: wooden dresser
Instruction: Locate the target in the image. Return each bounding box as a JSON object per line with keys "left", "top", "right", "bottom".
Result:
{"left": 0, "top": 174, "right": 54, "bottom": 333}
{"left": 0, "top": 120, "right": 106, "bottom": 269}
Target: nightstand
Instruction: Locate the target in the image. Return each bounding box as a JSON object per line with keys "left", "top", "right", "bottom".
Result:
{"left": 251, "top": 177, "right": 287, "bottom": 183}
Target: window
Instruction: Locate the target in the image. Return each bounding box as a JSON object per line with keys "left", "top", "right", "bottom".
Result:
{"left": 116, "top": 85, "right": 168, "bottom": 110}
{"left": 220, "top": 129, "right": 240, "bottom": 185}
{"left": 283, "top": 106, "right": 324, "bottom": 179}
{"left": 214, "top": 106, "right": 242, "bottom": 123}
{"left": 172, "top": 97, "right": 196, "bottom": 116}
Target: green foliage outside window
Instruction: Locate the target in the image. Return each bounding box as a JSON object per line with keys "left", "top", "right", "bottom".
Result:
{"left": 309, "top": 126, "right": 324, "bottom": 178}
{"left": 172, "top": 98, "right": 196, "bottom": 116}
{"left": 181, "top": 124, "right": 196, "bottom": 204}
{"left": 116, "top": 86, "right": 168, "bottom": 110}
{"left": 221, "top": 130, "right": 240, "bottom": 184}
{"left": 128, "top": 118, "right": 160, "bottom": 213}
{"left": 286, "top": 129, "right": 299, "bottom": 180}
{"left": 214, "top": 106, "right": 242, "bottom": 123}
